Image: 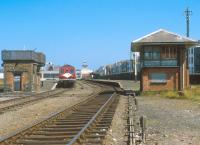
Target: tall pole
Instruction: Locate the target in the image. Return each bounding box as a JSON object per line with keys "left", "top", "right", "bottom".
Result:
{"left": 184, "top": 7, "right": 192, "bottom": 37}
{"left": 183, "top": 7, "right": 192, "bottom": 90}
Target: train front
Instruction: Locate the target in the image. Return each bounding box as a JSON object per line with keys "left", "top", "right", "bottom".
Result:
{"left": 57, "top": 65, "right": 76, "bottom": 88}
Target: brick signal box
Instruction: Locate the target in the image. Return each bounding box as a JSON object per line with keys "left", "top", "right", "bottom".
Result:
{"left": 131, "top": 29, "right": 197, "bottom": 91}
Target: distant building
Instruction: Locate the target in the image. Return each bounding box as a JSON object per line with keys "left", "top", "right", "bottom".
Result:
{"left": 0, "top": 73, "right": 4, "bottom": 79}
{"left": 188, "top": 47, "right": 195, "bottom": 73}
{"left": 81, "top": 62, "right": 93, "bottom": 79}
{"left": 76, "top": 69, "right": 81, "bottom": 79}
{"left": 194, "top": 45, "right": 200, "bottom": 73}
{"left": 40, "top": 62, "right": 60, "bottom": 81}
{"left": 0, "top": 68, "right": 4, "bottom": 90}
{"left": 95, "top": 66, "right": 106, "bottom": 76}
{"left": 131, "top": 29, "right": 197, "bottom": 91}
{"left": 95, "top": 59, "right": 139, "bottom": 80}
{"left": 40, "top": 70, "right": 59, "bottom": 81}
{"left": 188, "top": 44, "right": 200, "bottom": 74}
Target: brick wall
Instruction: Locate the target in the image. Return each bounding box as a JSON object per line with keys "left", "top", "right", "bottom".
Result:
{"left": 3, "top": 62, "right": 41, "bottom": 92}
{"left": 141, "top": 67, "right": 180, "bottom": 91}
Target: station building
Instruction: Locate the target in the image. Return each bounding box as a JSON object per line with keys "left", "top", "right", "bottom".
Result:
{"left": 1, "top": 50, "right": 45, "bottom": 92}
{"left": 131, "top": 29, "right": 197, "bottom": 91}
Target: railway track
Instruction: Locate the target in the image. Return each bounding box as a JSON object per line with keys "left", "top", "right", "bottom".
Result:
{"left": 0, "top": 89, "right": 66, "bottom": 114}
{"left": 84, "top": 80, "right": 124, "bottom": 94}
{"left": 0, "top": 88, "right": 66, "bottom": 106}
{"left": 0, "top": 81, "right": 102, "bottom": 114}
{"left": 0, "top": 92, "right": 119, "bottom": 145}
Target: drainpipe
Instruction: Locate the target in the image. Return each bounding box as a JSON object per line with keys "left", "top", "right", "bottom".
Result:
{"left": 182, "top": 60, "right": 185, "bottom": 90}
{"left": 180, "top": 49, "right": 183, "bottom": 91}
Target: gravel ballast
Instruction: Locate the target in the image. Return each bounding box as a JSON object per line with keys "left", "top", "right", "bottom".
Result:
{"left": 137, "top": 96, "right": 200, "bottom": 145}
{"left": 103, "top": 95, "right": 127, "bottom": 145}
{"left": 0, "top": 82, "right": 100, "bottom": 138}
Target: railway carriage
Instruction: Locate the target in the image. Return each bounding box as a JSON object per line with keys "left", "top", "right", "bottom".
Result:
{"left": 57, "top": 64, "right": 76, "bottom": 87}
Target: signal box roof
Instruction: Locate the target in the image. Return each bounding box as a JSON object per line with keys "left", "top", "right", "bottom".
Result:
{"left": 131, "top": 29, "right": 198, "bottom": 51}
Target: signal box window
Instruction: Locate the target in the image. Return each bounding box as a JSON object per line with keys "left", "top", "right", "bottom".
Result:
{"left": 161, "top": 47, "right": 177, "bottom": 59}
{"left": 150, "top": 73, "right": 167, "bottom": 83}
{"left": 144, "top": 47, "right": 160, "bottom": 60}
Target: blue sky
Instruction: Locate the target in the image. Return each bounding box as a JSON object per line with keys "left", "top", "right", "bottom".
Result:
{"left": 0, "top": 0, "right": 199, "bottom": 69}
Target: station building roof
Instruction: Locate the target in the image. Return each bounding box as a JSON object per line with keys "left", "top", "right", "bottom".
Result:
{"left": 131, "top": 29, "right": 198, "bottom": 51}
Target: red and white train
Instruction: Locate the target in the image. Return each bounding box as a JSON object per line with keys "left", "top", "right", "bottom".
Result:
{"left": 57, "top": 64, "right": 76, "bottom": 88}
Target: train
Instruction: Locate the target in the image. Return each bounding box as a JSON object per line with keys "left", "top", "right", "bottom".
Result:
{"left": 57, "top": 64, "right": 76, "bottom": 88}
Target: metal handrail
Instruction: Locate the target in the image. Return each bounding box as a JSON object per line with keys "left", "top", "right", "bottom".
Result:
{"left": 67, "top": 93, "right": 116, "bottom": 145}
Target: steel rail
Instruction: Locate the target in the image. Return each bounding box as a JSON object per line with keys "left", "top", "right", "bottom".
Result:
{"left": 0, "top": 79, "right": 87, "bottom": 105}
{"left": 0, "top": 89, "right": 63, "bottom": 105}
{"left": 0, "top": 89, "right": 66, "bottom": 114}
{"left": 0, "top": 90, "right": 102, "bottom": 144}
{"left": 67, "top": 92, "right": 116, "bottom": 145}
{"left": 0, "top": 81, "right": 117, "bottom": 145}
{"left": 128, "top": 95, "right": 136, "bottom": 145}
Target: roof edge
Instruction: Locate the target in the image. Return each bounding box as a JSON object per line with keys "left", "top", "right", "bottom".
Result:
{"left": 132, "top": 28, "right": 197, "bottom": 43}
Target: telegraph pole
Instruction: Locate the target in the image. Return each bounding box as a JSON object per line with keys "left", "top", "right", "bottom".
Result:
{"left": 184, "top": 7, "right": 192, "bottom": 37}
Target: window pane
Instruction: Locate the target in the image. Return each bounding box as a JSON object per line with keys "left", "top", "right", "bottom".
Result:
{"left": 161, "top": 60, "right": 177, "bottom": 66}
{"left": 145, "top": 47, "right": 152, "bottom": 52}
{"left": 144, "top": 52, "right": 151, "bottom": 59}
{"left": 70, "top": 70, "right": 74, "bottom": 74}
{"left": 174, "top": 48, "right": 177, "bottom": 58}
{"left": 143, "top": 47, "right": 160, "bottom": 60}
{"left": 150, "top": 73, "right": 167, "bottom": 83}
{"left": 152, "top": 52, "right": 160, "bottom": 59}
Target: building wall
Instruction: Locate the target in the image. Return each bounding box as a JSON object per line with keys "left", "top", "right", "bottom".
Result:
{"left": 194, "top": 47, "right": 200, "bottom": 73}
{"left": 188, "top": 48, "right": 194, "bottom": 73}
{"left": 3, "top": 62, "right": 41, "bottom": 92}
{"left": 141, "top": 67, "right": 179, "bottom": 91}
{"left": 188, "top": 46, "right": 200, "bottom": 74}
{"left": 180, "top": 47, "right": 190, "bottom": 89}
{"left": 140, "top": 45, "right": 189, "bottom": 91}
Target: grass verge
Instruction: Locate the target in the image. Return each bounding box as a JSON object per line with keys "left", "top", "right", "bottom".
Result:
{"left": 142, "top": 87, "right": 200, "bottom": 102}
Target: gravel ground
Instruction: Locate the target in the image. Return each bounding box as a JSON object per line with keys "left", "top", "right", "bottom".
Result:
{"left": 40, "top": 80, "right": 57, "bottom": 92}
{"left": 0, "top": 81, "right": 100, "bottom": 138}
{"left": 116, "top": 80, "right": 140, "bottom": 91}
{"left": 0, "top": 80, "right": 56, "bottom": 102}
{"left": 0, "top": 97, "right": 20, "bottom": 101}
{"left": 137, "top": 96, "right": 200, "bottom": 145}
{"left": 98, "top": 79, "right": 140, "bottom": 91}
{"left": 103, "top": 95, "right": 127, "bottom": 145}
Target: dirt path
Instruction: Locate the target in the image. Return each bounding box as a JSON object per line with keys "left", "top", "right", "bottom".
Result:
{"left": 137, "top": 96, "right": 200, "bottom": 145}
